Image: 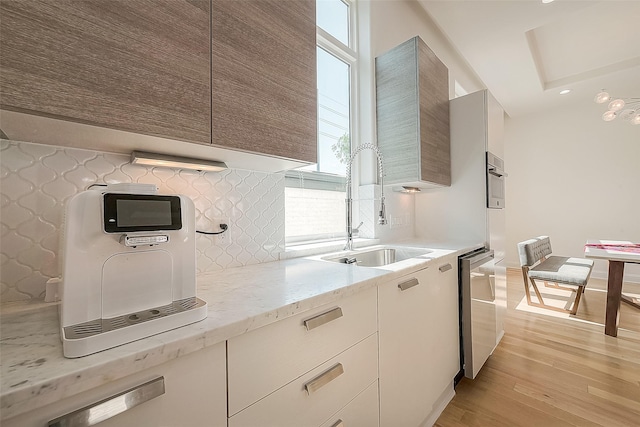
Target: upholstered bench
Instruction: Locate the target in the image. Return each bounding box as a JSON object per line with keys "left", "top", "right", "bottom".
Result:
{"left": 517, "top": 236, "right": 594, "bottom": 315}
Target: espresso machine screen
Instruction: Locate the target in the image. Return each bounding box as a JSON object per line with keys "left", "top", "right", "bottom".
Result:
{"left": 103, "top": 193, "right": 182, "bottom": 233}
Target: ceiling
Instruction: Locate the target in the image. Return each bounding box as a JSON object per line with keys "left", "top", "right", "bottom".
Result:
{"left": 418, "top": 0, "right": 640, "bottom": 118}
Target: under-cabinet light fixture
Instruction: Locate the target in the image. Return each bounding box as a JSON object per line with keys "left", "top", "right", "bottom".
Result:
{"left": 393, "top": 186, "right": 422, "bottom": 193}
{"left": 131, "top": 151, "right": 228, "bottom": 172}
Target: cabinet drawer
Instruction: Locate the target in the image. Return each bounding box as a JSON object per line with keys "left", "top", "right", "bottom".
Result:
{"left": 319, "top": 380, "right": 379, "bottom": 427}
{"left": 228, "top": 287, "right": 377, "bottom": 415}
{"left": 2, "top": 342, "right": 226, "bottom": 427}
{"left": 229, "top": 333, "right": 378, "bottom": 427}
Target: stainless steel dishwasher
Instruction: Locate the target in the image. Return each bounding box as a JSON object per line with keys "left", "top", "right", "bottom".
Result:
{"left": 458, "top": 248, "right": 497, "bottom": 380}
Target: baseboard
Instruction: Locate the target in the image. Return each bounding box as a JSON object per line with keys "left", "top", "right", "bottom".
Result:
{"left": 420, "top": 383, "right": 456, "bottom": 427}
{"left": 590, "top": 269, "right": 640, "bottom": 284}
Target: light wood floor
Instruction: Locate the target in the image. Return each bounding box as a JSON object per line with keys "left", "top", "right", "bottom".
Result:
{"left": 435, "top": 268, "right": 640, "bottom": 427}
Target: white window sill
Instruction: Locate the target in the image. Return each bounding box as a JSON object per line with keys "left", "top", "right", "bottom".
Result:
{"left": 281, "top": 238, "right": 381, "bottom": 260}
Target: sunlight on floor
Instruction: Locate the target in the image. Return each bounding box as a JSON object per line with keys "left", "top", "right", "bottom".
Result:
{"left": 516, "top": 280, "right": 640, "bottom": 333}
{"left": 516, "top": 291, "right": 602, "bottom": 326}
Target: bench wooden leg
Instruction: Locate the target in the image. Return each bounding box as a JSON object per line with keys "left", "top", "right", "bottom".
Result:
{"left": 544, "top": 281, "right": 580, "bottom": 293}
{"left": 521, "top": 267, "right": 533, "bottom": 305}
{"left": 521, "top": 267, "right": 585, "bottom": 315}
{"left": 570, "top": 285, "right": 585, "bottom": 315}
{"left": 529, "top": 277, "right": 545, "bottom": 305}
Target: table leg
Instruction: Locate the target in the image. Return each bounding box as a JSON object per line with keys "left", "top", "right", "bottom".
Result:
{"left": 605, "top": 261, "right": 625, "bottom": 337}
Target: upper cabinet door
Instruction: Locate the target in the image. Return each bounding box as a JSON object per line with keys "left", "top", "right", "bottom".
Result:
{"left": 0, "top": 0, "right": 211, "bottom": 145}
{"left": 211, "top": 0, "right": 317, "bottom": 164}
{"left": 376, "top": 36, "right": 450, "bottom": 188}
{"left": 417, "top": 39, "right": 450, "bottom": 186}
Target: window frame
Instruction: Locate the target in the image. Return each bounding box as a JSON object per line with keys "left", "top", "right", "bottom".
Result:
{"left": 284, "top": 0, "right": 358, "bottom": 246}
{"left": 314, "top": 0, "right": 358, "bottom": 176}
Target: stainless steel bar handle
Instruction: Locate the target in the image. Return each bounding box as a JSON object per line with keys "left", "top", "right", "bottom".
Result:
{"left": 398, "top": 277, "right": 419, "bottom": 291}
{"left": 469, "top": 250, "right": 494, "bottom": 270}
{"left": 439, "top": 263, "right": 452, "bottom": 273}
{"left": 304, "top": 307, "right": 343, "bottom": 331}
{"left": 488, "top": 168, "right": 504, "bottom": 178}
{"left": 331, "top": 420, "right": 345, "bottom": 427}
{"left": 48, "top": 377, "right": 165, "bottom": 427}
{"left": 304, "top": 363, "right": 344, "bottom": 395}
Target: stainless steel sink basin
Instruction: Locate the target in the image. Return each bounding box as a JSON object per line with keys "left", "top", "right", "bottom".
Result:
{"left": 322, "top": 246, "right": 432, "bottom": 267}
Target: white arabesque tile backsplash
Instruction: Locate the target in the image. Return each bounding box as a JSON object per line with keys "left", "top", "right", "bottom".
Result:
{"left": 0, "top": 140, "right": 285, "bottom": 303}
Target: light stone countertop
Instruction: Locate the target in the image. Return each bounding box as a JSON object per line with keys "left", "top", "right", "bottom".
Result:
{"left": 0, "top": 241, "right": 481, "bottom": 420}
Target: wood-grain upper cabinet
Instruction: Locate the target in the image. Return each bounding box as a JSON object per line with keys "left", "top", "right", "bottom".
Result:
{"left": 211, "top": 0, "right": 317, "bottom": 163}
{"left": 375, "top": 36, "right": 450, "bottom": 188}
{"left": 0, "top": 0, "right": 211, "bottom": 145}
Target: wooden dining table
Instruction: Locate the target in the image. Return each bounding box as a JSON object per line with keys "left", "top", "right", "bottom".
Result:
{"left": 584, "top": 240, "right": 640, "bottom": 337}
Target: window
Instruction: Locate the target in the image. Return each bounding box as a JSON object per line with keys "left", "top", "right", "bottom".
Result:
{"left": 316, "top": 0, "right": 349, "bottom": 45}
{"left": 315, "top": 46, "right": 350, "bottom": 176}
{"left": 285, "top": 0, "right": 357, "bottom": 245}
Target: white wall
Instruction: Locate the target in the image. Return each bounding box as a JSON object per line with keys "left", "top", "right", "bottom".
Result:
{"left": 370, "top": 0, "right": 484, "bottom": 95}
{"left": 505, "top": 102, "right": 640, "bottom": 282}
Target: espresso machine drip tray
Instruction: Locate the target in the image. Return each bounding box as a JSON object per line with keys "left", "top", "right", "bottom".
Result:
{"left": 61, "top": 297, "right": 207, "bottom": 357}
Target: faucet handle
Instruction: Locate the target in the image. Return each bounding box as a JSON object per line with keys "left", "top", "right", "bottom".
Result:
{"left": 353, "top": 221, "right": 364, "bottom": 233}
{"left": 378, "top": 198, "right": 387, "bottom": 225}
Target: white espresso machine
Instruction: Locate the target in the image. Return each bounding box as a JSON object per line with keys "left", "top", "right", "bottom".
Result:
{"left": 59, "top": 183, "right": 207, "bottom": 358}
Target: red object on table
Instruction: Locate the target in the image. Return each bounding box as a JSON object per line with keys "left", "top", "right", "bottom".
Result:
{"left": 584, "top": 243, "right": 640, "bottom": 254}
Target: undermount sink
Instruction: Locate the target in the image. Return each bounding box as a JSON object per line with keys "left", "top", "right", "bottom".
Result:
{"left": 322, "top": 246, "right": 433, "bottom": 267}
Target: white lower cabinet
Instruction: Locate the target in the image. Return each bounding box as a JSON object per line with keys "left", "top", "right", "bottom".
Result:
{"left": 2, "top": 341, "right": 227, "bottom": 427}
{"left": 4, "top": 255, "right": 464, "bottom": 427}
{"left": 228, "top": 287, "right": 378, "bottom": 414}
{"left": 379, "top": 255, "right": 459, "bottom": 427}
{"left": 428, "top": 255, "right": 460, "bottom": 408}
{"left": 227, "top": 287, "right": 379, "bottom": 427}
{"left": 229, "top": 333, "right": 378, "bottom": 427}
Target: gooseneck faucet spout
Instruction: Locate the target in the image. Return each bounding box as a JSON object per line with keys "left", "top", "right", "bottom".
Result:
{"left": 344, "top": 143, "right": 387, "bottom": 251}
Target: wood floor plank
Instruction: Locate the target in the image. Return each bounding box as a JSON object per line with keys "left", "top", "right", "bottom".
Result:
{"left": 586, "top": 385, "right": 640, "bottom": 413}
{"left": 436, "top": 268, "right": 640, "bottom": 427}
{"left": 511, "top": 382, "right": 602, "bottom": 427}
{"left": 467, "top": 364, "right": 602, "bottom": 426}
{"left": 449, "top": 378, "right": 580, "bottom": 427}
{"left": 502, "top": 333, "right": 640, "bottom": 385}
